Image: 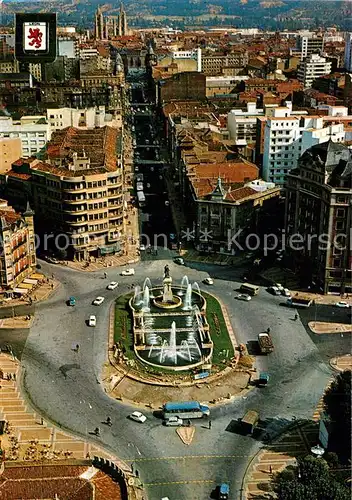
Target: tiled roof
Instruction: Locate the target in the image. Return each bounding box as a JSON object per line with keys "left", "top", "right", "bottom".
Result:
{"left": 0, "top": 208, "right": 21, "bottom": 224}
{"left": 46, "top": 126, "right": 119, "bottom": 172}
{"left": 0, "top": 464, "right": 122, "bottom": 500}
{"left": 226, "top": 186, "right": 257, "bottom": 201}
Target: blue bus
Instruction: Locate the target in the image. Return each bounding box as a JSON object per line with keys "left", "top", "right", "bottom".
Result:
{"left": 162, "top": 401, "right": 210, "bottom": 419}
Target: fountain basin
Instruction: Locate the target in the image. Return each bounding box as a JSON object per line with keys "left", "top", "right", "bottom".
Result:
{"left": 153, "top": 295, "right": 182, "bottom": 309}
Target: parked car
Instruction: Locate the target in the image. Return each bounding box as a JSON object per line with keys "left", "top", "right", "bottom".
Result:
{"left": 236, "top": 294, "right": 251, "bottom": 301}
{"left": 107, "top": 282, "right": 118, "bottom": 290}
{"left": 335, "top": 301, "right": 351, "bottom": 308}
{"left": 203, "top": 278, "right": 214, "bottom": 285}
{"left": 282, "top": 288, "right": 291, "bottom": 297}
{"left": 218, "top": 483, "right": 229, "bottom": 499}
{"left": 164, "top": 416, "right": 183, "bottom": 426}
{"left": 68, "top": 296, "right": 76, "bottom": 306}
{"left": 93, "top": 296, "right": 105, "bottom": 306}
{"left": 88, "top": 315, "right": 97, "bottom": 327}
{"left": 268, "top": 286, "right": 281, "bottom": 296}
{"left": 129, "top": 411, "right": 147, "bottom": 423}
{"left": 174, "top": 257, "right": 184, "bottom": 265}
{"left": 139, "top": 244, "right": 146, "bottom": 251}
{"left": 121, "top": 268, "right": 135, "bottom": 276}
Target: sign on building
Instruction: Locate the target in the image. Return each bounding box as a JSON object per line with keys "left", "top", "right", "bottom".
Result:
{"left": 15, "top": 13, "right": 57, "bottom": 63}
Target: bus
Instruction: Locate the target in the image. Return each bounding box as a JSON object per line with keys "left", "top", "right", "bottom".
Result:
{"left": 239, "top": 283, "right": 260, "bottom": 296}
{"left": 162, "top": 401, "right": 210, "bottom": 420}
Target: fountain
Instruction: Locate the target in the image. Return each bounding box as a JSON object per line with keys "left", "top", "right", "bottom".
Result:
{"left": 143, "top": 277, "right": 154, "bottom": 298}
{"left": 129, "top": 266, "right": 213, "bottom": 370}
{"left": 141, "top": 285, "right": 150, "bottom": 312}
{"left": 178, "top": 275, "right": 189, "bottom": 296}
{"left": 183, "top": 283, "right": 192, "bottom": 311}
{"left": 133, "top": 285, "right": 142, "bottom": 306}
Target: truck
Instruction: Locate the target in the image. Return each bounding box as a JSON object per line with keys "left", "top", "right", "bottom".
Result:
{"left": 241, "top": 410, "right": 259, "bottom": 434}
{"left": 258, "top": 332, "right": 274, "bottom": 354}
{"left": 287, "top": 292, "right": 313, "bottom": 308}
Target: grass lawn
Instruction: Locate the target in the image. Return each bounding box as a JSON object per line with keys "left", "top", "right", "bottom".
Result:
{"left": 202, "top": 292, "right": 234, "bottom": 365}
{"left": 114, "top": 291, "right": 234, "bottom": 372}
{"left": 114, "top": 294, "right": 134, "bottom": 360}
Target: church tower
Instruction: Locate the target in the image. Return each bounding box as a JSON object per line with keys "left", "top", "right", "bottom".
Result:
{"left": 94, "top": 7, "right": 104, "bottom": 40}
{"left": 118, "top": 3, "right": 129, "bottom": 36}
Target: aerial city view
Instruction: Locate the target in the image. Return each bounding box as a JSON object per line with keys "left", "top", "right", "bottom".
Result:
{"left": 0, "top": 0, "right": 351, "bottom": 499}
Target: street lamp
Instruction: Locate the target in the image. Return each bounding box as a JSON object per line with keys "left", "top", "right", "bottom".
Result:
{"left": 79, "top": 400, "right": 92, "bottom": 437}
{"left": 311, "top": 444, "right": 325, "bottom": 458}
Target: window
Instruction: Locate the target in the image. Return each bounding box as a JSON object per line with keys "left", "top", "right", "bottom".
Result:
{"left": 336, "top": 208, "right": 345, "bottom": 218}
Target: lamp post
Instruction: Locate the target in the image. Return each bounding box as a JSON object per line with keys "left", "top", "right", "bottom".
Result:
{"left": 79, "top": 400, "right": 92, "bottom": 437}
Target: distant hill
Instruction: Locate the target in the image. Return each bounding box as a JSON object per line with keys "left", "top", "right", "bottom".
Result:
{"left": 2, "top": 0, "right": 351, "bottom": 31}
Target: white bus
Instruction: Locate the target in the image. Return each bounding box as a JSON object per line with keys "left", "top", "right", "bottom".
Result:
{"left": 240, "top": 283, "right": 260, "bottom": 296}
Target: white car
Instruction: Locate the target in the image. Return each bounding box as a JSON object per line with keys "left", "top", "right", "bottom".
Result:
{"left": 236, "top": 294, "right": 251, "bottom": 301}
{"left": 335, "top": 301, "right": 351, "bottom": 308}
{"left": 121, "top": 268, "right": 135, "bottom": 276}
{"left": 139, "top": 244, "right": 146, "bottom": 251}
{"left": 93, "top": 296, "right": 105, "bottom": 306}
{"left": 107, "top": 282, "right": 118, "bottom": 290}
{"left": 129, "top": 411, "right": 147, "bottom": 423}
{"left": 164, "top": 416, "right": 183, "bottom": 426}
{"left": 88, "top": 315, "right": 96, "bottom": 327}
{"left": 174, "top": 257, "right": 184, "bottom": 265}
{"left": 282, "top": 288, "right": 291, "bottom": 297}
{"left": 203, "top": 278, "right": 214, "bottom": 285}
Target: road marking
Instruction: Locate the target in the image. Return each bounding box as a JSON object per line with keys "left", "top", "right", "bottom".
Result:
{"left": 126, "top": 454, "right": 251, "bottom": 462}
{"left": 144, "top": 479, "right": 216, "bottom": 486}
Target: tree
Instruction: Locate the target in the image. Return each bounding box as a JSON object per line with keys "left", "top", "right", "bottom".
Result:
{"left": 273, "top": 456, "right": 350, "bottom": 500}
{"left": 323, "top": 370, "right": 351, "bottom": 463}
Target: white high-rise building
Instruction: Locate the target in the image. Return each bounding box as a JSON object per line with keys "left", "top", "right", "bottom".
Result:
{"left": 297, "top": 33, "right": 324, "bottom": 60}
{"left": 344, "top": 32, "right": 352, "bottom": 72}
{"left": 0, "top": 116, "right": 51, "bottom": 158}
{"left": 297, "top": 54, "right": 332, "bottom": 89}
{"left": 262, "top": 105, "right": 350, "bottom": 185}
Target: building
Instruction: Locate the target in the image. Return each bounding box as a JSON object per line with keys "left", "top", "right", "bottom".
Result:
{"left": 1, "top": 127, "right": 125, "bottom": 261}
{"left": 297, "top": 33, "right": 324, "bottom": 60}
{"left": 262, "top": 104, "right": 351, "bottom": 185}
{"left": 0, "top": 200, "right": 36, "bottom": 293}
{"left": 0, "top": 137, "right": 22, "bottom": 173}
{"left": 0, "top": 116, "right": 51, "bottom": 158}
{"left": 193, "top": 175, "right": 280, "bottom": 254}
{"left": 201, "top": 50, "right": 248, "bottom": 76}
{"left": 285, "top": 141, "right": 352, "bottom": 294}
{"left": 344, "top": 32, "right": 352, "bottom": 72}
{"left": 206, "top": 76, "right": 248, "bottom": 97}
{"left": 227, "top": 102, "right": 275, "bottom": 146}
{"left": 297, "top": 54, "right": 332, "bottom": 89}
{"left": 94, "top": 3, "right": 130, "bottom": 40}
{"left": 158, "top": 72, "right": 206, "bottom": 103}
{"left": 46, "top": 106, "right": 121, "bottom": 131}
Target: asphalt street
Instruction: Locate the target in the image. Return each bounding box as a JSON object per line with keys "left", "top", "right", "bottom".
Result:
{"left": 15, "top": 258, "right": 337, "bottom": 500}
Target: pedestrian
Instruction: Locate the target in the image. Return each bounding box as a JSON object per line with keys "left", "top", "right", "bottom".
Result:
{"left": 135, "top": 469, "right": 139, "bottom": 477}
{"left": 13, "top": 373, "right": 16, "bottom": 381}
{"left": 209, "top": 420, "right": 212, "bottom": 430}
{"left": 269, "top": 465, "right": 273, "bottom": 474}
{"left": 94, "top": 427, "right": 100, "bottom": 436}
{"left": 131, "top": 463, "right": 134, "bottom": 473}
{"left": 106, "top": 416, "right": 112, "bottom": 426}
{"left": 267, "top": 327, "right": 271, "bottom": 334}
{"left": 75, "top": 344, "right": 79, "bottom": 352}
{"left": 40, "top": 417, "right": 43, "bottom": 425}
{"left": 294, "top": 314, "right": 298, "bottom": 321}
{"left": 51, "top": 283, "right": 54, "bottom": 289}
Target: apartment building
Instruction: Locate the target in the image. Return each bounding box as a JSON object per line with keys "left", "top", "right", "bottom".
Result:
{"left": 0, "top": 116, "right": 51, "bottom": 158}
{"left": 297, "top": 54, "right": 332, "bottom": 89}
{"left": 206, "top": 76, "right": 248, "bottom": 97}
{"left": 46, "top": 106, "right": 121, "bottom": 131}
{"left": 262, "top": 104, "right": 351, "bottom": 185}
{"left": 0, "top": 137, "right": 22, "bottom": 173}
{"left": 227, "top": 102, "right": 279, "bottom": 146}
{"left": 0, "top": 200, "right": 36, "bottom": 292}
{"left": 1, "top": 127, "right": 125, "bottom": 261}
{"left": 297, "top": 33, "right": 324, "bottom": 60}
{"left": 201, "top": 51, "right": 248, "bottom": 76}
{"left": 285, "top": 141, "right": 352, "bottom": 294}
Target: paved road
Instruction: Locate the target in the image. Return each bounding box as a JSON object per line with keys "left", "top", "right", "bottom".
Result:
{"left": 18, "top": 258, "right": 337, "bottom": 500}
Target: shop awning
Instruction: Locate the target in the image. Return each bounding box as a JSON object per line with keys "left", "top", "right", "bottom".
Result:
{"left": 31, "top": 273, "right": 44, "bottom": 280}
{"left": 19, "top": 282, "right": 33, "bottom": 290}
{"left": 13, "top": 288, "right": 28, "bottom": 294}
{"left": 23, "top": 278, "right": 38, "bottom": 285}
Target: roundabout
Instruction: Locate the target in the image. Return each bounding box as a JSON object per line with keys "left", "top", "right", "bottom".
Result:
{"left": 10, "top": 258, "right": 333, "bottom": 500}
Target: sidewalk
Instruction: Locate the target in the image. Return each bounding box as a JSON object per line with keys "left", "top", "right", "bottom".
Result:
{"left": 0, "top": 315, "right": 34, "bottom": 329}
{"left": 0, "top": 278, "right": 59, "bottom": 309}
{"left": 309, "top": 321, "right": 352, "bottom": 334}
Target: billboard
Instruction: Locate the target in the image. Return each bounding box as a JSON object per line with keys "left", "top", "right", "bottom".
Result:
{"left": 15, "top": 13, "right": 57, "bottom": 63}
